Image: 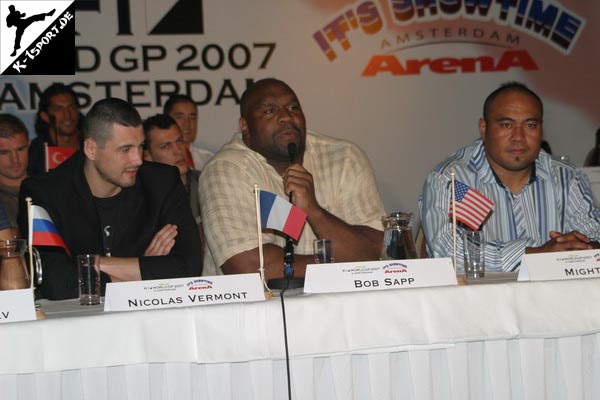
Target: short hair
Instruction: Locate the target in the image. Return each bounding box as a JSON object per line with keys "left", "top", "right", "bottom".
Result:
{"left": 142, "top": 114, "right": 178, "bottom": 149}
{"left": 35, "top": 83, "right": 79, "bottom": 137}
{"left": 239, "top": 78, "right": 291, "bottom": 118}
{"left": 0, "top": 113, "right": 29, "bottom": 139}
{"left": 83, "top": 98, "right": 142, "bottom": 147}
{"left": 163, "top": 94, "right": 196, "bottom": 115}
{"left": 483, "top": 82, "right": 543, "bottom": 121}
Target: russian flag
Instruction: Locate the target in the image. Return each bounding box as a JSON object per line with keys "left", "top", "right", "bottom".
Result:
{"left": 259, "top": 190, "right": 307, "bottom": 240}
{"left": 28, "top": 205, "right": 70, "bottom": 255}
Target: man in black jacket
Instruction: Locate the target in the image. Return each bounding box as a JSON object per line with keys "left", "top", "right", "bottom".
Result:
{"left": 18, "top": 98, "right": 202, "bottom": 300}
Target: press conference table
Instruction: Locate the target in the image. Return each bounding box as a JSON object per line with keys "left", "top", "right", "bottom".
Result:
{"left": 1, "top": 277, "right": 600, "bottom": 400}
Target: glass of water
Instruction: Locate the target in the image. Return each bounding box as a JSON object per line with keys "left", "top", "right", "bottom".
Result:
{"left": 463, "top": 231, "right": 485, "bottom": 278}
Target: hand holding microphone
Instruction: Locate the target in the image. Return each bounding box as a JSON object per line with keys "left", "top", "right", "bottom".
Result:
{"left": 284, "top": 142, "right": 320, "bottom": 216}
{"left": 287, "top": 143, "right": 296, "bottom": 202}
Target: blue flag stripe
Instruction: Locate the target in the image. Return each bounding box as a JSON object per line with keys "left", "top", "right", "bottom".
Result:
{"left": 259, "top": 190, "right": 276, "bottom": 227}
{"left": 33, "top": 219, "right": 59, "bottom": 234}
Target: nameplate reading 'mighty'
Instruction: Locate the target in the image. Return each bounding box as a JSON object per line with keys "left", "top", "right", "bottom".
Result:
{"left": 519, "top": 249, "right": 600, "bottom": 282}
{"left": 104, "top": 273, "right": 265, "bottom": 312}
{"left": 0, "top": 289, "right": 36, "bottom": 324}
{"left": 304, "top": 258, "right": 456, "bottom": 294}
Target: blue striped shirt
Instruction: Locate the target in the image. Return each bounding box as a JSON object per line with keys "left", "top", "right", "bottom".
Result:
{"left": 419, "top": 139, "right": 600, "bottom": 272}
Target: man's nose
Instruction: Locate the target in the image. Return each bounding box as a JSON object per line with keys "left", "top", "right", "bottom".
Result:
{"left": 511, "top": 125, "right": 526, "bottom": 142}
{"left": 131, "top": 148, "right": 143, "bottom": 165}
{"left": 278, "top": 108, "right": 292, "bottom": 123}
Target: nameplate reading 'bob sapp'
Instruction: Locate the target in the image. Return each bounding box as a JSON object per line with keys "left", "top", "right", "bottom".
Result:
{"left": 519, "top": 249, "right": 600, "bottom": 282}
{"left": 0, "top": 289, "right": 36, "bottom": 324}
{"left": 104, "top": 273, "right": 265, "bottom": 312}
{"left": 304, "top": 258, "right": 456, "bottom": 294}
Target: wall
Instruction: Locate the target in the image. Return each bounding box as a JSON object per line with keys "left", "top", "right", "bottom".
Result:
{"left": 0, "top": 0, "right": 598, "bottom": 220}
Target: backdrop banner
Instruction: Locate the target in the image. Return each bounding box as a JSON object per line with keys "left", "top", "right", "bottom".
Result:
{"left": 0, "top": 0, "right": 598, "bottom": 216}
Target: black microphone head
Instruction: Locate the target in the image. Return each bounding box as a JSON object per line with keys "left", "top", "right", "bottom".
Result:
{"left": 287, "top": 142, "right": 297, "bottom": 163}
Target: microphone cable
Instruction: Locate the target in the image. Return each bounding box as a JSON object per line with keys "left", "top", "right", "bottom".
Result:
{"left": 278, "top": 281, "right": 294, "bottom": 400}
{"left": 280, "top": 142, "right": 299, "bottom": 399}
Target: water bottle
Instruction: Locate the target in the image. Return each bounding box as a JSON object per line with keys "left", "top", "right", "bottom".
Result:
{"left": 381, "top": 212, "right": 417, "bottom": 260}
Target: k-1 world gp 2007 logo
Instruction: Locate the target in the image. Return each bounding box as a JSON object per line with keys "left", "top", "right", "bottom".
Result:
{"left": 0, "top": 0, "right": 74, "bottom": 75}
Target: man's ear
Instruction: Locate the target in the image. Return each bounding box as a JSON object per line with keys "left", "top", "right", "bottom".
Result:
{"left": 240, "top": 117, "right": 251, "bottom": 144}
{"left": 83, "top": 138, "right": 97, "bottom": 160}
{"left": 478, "top": 118, "right": 486, "bottom": 141}
{"left": 143, "top": 150, "right": 152, "bottom": 161}
{"left": 40, "top": 111, "right": 51, "bottom": 124}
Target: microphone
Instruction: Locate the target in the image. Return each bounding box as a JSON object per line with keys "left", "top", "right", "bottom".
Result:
{"left": 288, "top": 142, "right": 297, "bottom": 165}
{"left": 267, "top": 141, "right": 304, "bottom": 291}
{"left": 287, "top": 143, "right": 296, "bottom": 203}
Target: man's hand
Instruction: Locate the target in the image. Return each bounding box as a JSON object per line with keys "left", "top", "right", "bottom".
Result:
{"left": 526, "top": 230, "right": 593, "bottom": 254}
{"left": 143, "top": 224, "right": 177, "bottom": 256}
{"left": 283, "top": 164, "right": 321, "bottom": 216}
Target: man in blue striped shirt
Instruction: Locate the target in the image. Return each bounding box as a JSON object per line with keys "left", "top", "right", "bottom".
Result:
{"left": 419, "top": 82, "right": 600, "bottom": 272}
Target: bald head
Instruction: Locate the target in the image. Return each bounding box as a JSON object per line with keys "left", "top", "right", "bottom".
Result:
{"left": 240, "top": 78, "right": 296, "bottom": 119}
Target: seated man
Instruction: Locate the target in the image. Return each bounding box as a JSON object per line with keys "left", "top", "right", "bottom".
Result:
{"left": 164, "top": 94, "right": 213, "bottom": 170}
{"left": 200, "top": 78, "right": 385, "bottom": 278}
{"left": 18, "top": 98, "right": 202, "bottom": 300}
{"left": 142, "top": 114, "right": 201, "bottom": 222}
{"left": 419, "top": 82, "right": 600, "bottom": 272}
{"left": 142, "top": 114, "right": 204, "bottom": 265}
{"left": 0, "top": 113, "right": 30, "bottom": 228}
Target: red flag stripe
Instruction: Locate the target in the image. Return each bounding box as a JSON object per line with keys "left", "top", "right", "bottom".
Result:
{"left": 281, "top": 205, "right": 306, "bottom": 240}
{"left": 32, "top": 231, "right": 68, "bottom": 249}
{"left": 450, "top": 180, "right": 494, "bottom": 230}
{"left": 465, "top": 192, "right": 494, "bottom": 209}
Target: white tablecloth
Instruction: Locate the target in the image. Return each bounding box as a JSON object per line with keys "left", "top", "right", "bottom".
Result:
{"left": 1, "top": 279, "right": 600, "bottom": 399}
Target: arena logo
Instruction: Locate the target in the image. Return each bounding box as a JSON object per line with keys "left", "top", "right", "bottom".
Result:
{"left": 187, "top": 279, "right": 213, "bottom": 291}
{"left": 312, "top": 0, "right": 585, "bottom": 73}
{"left": 383, "top": 262, "right": 408, "bottom": 273}
{"left": 362, "top": 49, "right": 537, "bottom": 75}
{"left": 0, "top": 0, "right": 74, "bottom": 75}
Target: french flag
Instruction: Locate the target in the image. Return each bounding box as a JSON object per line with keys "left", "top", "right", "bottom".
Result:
{"left": 259, "top": 190, "right": 307, "bottom": 240}
{"left": 28, "top": 205, "right": 70, "bottom": 255}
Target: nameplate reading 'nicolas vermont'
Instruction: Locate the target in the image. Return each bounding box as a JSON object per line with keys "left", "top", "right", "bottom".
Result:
{"left": 519, "top": 249, "right": 600, "bottom": 282}
{"left": 104, "top": 273, "right": 265, "bottom": 312}
{"left": 0, "top": 289, "right": 36, "bottom": 324}
{"left": 304, "top": 258, "right": 456, "bottom": 294}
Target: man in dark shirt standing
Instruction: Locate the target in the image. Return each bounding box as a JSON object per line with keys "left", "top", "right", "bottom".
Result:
{"left": 28, "top": 83, "right": 83, "bottom": 175}
{"left": 18, "top": 98, "right": 202, "bottom": 300}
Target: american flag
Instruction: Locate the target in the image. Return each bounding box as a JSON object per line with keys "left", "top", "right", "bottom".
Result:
{"left": 450, "top": 180, "right": 494, "bottom": 230}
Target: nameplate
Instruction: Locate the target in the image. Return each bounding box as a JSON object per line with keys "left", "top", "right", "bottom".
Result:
{"left": 304, "top": 258, "right": 456, "bottom": 294}
{"left": 518, "top": 249, "right": 600, "bottom": 282}
{"left": 0, "top": 289, "right": 36, "bottom": 324}
{"left": 104, "top": 273, "right": 265, "bottom": 312}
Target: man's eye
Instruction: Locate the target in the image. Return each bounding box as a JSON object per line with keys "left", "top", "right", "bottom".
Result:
{"left": 265, "top": 108, "right": 275, "bottom": 114}
{"left": 500, "top": 122, "right": 512, "bottom": 129}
